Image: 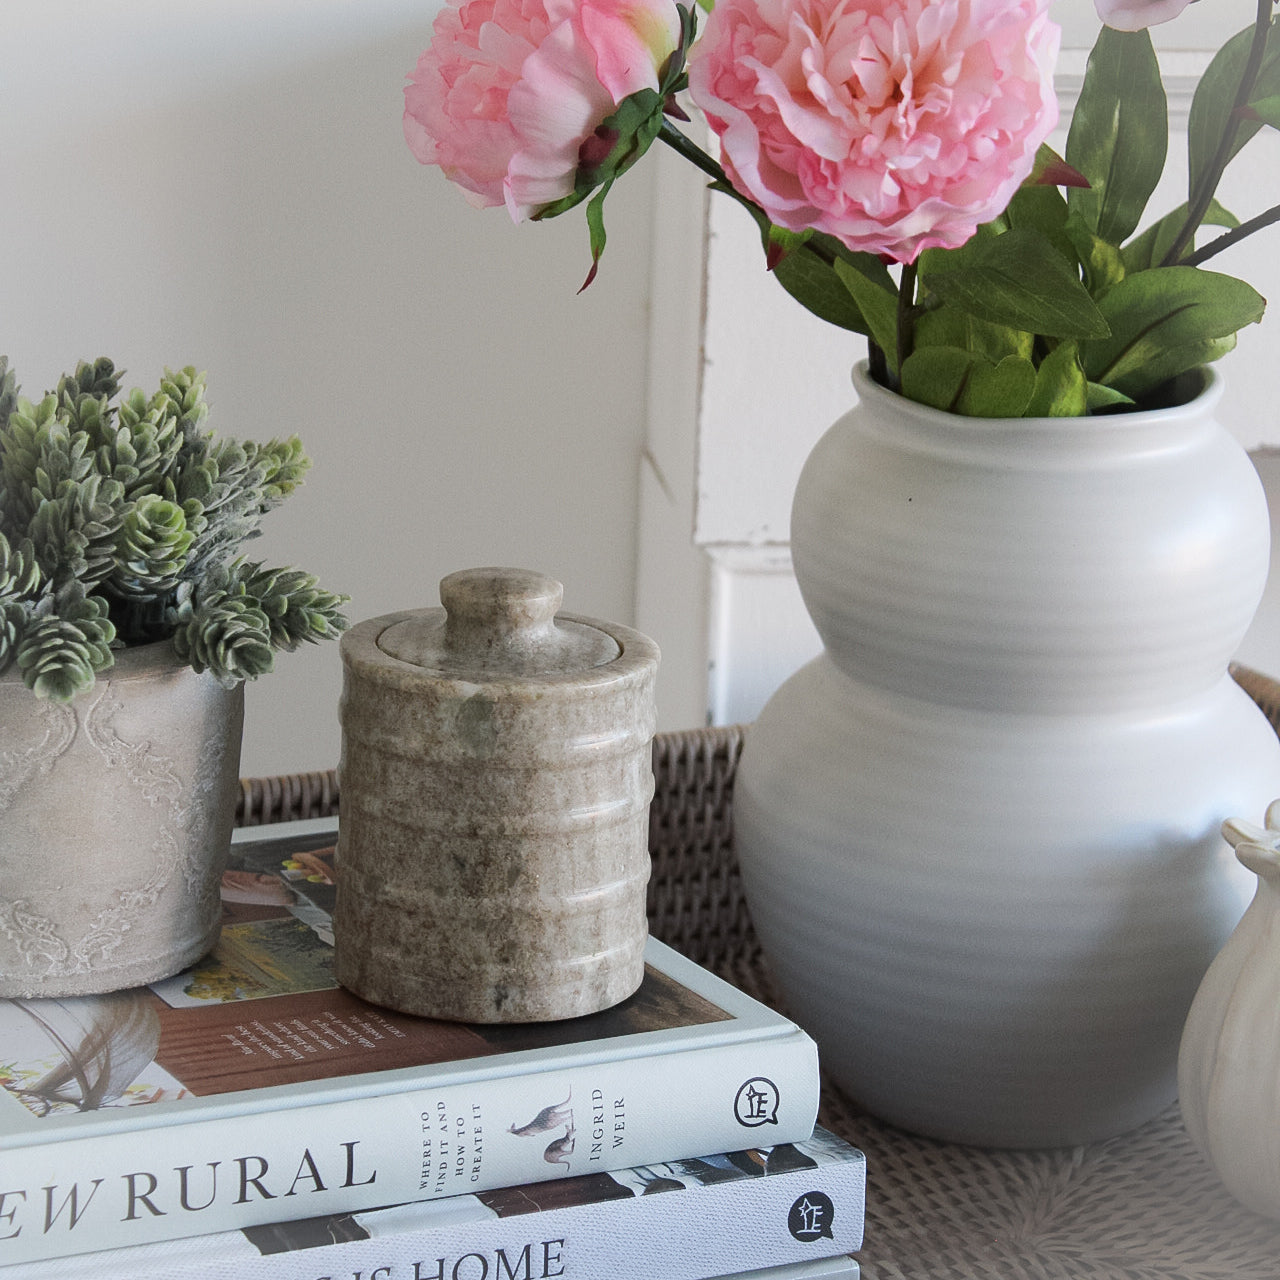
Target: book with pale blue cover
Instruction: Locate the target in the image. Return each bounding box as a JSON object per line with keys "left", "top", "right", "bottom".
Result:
{"left": 0, "top": 822, "right": 821, "bottom": 1266}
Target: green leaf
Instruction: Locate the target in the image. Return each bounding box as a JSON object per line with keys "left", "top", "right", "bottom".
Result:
{"left": 1246, "top": 94, "right": 1280, "bottom": 129}
{"left": 918, "top": 226, "right": 1110, "bottom": 339}
{"left": 912, "top": 307, "right": 1032, "bottom": 366}
{"left": 1024, "top": 143, "right": 1090, "bottom": 191}
{"left": 1081, "top": 266, "right": 1265, "bottom": 400}
{"left": 735, "top": 198, "right": 890, "bottom": 335}
{"left": 1005, "top": 182, "right": 1075, "bottom": 265}
{"left": 1086, "top": 382, "right": 1137, "bottom": 412}
{"left": 578, "top": 180, "right": 611, "bottom": 292}
{"left": 1026, "top": 342, "right": 1089, "bottom": 418}
{"left": 1065, "top": 214, "right": 1126, "bottom": 296}
{"left": 961, "top": 355, "right": 1037, "bottom": 418}
{"left": 533, "top": 88, "right": 665, "bottom": 223}
{"left": 1188, "top": 22, "right": 1280, "bottom": 208}
{"left": 1066, "top": 27, "right": 1167, "bottom": 246}
{"left": 899, "top": 349, "right": 1035, "bottom": 418}
{"left": 900, "top": 347, "right": 984, "bottom": 413}
{"left": 1121, "top": 198, "right": 1240, "bottom": 272}
{"left": 834, "top": 258, "right": 899, "bottom": 369}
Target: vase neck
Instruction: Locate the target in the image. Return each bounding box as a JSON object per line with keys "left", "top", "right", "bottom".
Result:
{"left": 850, "top": 364, "right": 1222, "bottom": 468}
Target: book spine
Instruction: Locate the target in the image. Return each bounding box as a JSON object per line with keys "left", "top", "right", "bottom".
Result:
{"left": 1, "top": 1033, "right": 819, "bottom": 1265}
{"left": 10, "top": 1141, "right": 864, "bottom": 1280}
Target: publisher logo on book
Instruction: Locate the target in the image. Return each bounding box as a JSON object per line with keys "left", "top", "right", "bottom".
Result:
{"left": 734, "top": 1076, "right": 780, "bottom": 1127}
{"left": 788, "top": 1191, "right": 836, "bottom": 1243}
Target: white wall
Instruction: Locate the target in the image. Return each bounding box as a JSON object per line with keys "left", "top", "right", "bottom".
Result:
{"left": 690, "top": 0, "right": 1280, "bottom": 726}
{"left": 10, "top": 2, "right": 1279, "bottom": 770}
{"left": 1, "top": 1, "right": 659, "bottom": 777}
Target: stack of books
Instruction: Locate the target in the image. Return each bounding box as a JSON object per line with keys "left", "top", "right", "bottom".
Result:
{"left": 0, "top": 820, "right": 865, "bottom": 1280}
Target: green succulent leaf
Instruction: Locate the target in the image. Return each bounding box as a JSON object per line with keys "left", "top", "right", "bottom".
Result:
{"left": 0, "top": 355, "right": 342, "bottom": 696}
{"left": 169, "top": 569, "right": 276, "bottom": 687}
{"left": 918, "top": 227, "right": 1111, "bottom": 340}
{"left": 1066, "top": 26, "right": 1168, "bottom": 247}
{"left": 1081, "top": 266, "right": 1265, "bottom": 400}
{"left": 27, "top": 472, "right": 127, "bottom": 591}
{"left": 0, "top": 357, "right": 18, "bottom": 433}
{"left": 0, "top": 600, "right": 26, "bottom": 676}
{"left": 240, "top": 562, "right": 349, "bottom": 650}
{"left": 111, "top": 494, "right": 194, "bottom": 601}
{"left": 15, "top": 587, "right": 116, "bottom": 701}
{"left": 0, "top": 533, "right": 41, "bottom": 600}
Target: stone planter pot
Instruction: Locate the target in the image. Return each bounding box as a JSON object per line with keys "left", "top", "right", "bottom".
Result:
{"left": 0, "top": 641, "right": 245, "bottom": 998}
{"left": 734, "top": 363, "right": 1280, "bottom": 1147}
{"left": 334, "top": 567, "right": 660, "bottom": 1023}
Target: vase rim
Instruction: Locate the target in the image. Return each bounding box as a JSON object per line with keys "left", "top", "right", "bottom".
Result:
{"left": 851, "top": 361, "right": 1221, "bottom": 442}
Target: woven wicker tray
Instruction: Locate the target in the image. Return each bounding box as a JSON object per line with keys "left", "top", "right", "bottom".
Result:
{"left": 237, "top": 666, "right": 1280, "bottom": 1279}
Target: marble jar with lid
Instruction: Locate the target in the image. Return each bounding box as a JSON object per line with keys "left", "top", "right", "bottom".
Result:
{"left": 332, "top": 567, "right": 660, "bottom": 1023}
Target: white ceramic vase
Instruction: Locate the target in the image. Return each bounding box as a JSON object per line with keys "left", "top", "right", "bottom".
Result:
{"left": 734, "top": 363, "right": 1280, "bottom": 1147}
{"left": 1178, "top": 804, "right": 1280, "bottom": 1218}
{"left": 0, "top": 641, "right": 244, "bottom": 998}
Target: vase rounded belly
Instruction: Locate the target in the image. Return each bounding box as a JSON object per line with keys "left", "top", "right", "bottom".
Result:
{"left": 0, "top": 642, "right": 244, "bottom": 998}
{"left": 734, "top": 364, "right": 1280, "bottom": 1147}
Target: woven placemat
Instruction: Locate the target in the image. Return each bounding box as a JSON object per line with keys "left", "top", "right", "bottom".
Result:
{"left": 821, "top": 1030, "right": 1280, "bottom": 1279}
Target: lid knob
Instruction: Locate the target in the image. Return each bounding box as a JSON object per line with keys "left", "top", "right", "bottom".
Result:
{"left": 441, "top": 567, "right": 564, "bottom": 664}
{"left": 374, "top": 566, "right": 621, "bottom": 676}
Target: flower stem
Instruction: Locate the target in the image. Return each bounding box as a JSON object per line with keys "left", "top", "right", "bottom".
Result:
{"left": 657, "top": 119, "right": 842, "bottom": 268}
{"left": 1161, "top": 0, "right": 1275, "bottom": 266}
{"left": 895, "top": 262, "right": 919, "bottom": 388}
{"left": 657, "top": 118, "right": 729, "bottom": 187}
{"left": 1181, "top": 201, "right": 1280, "bottom": 266}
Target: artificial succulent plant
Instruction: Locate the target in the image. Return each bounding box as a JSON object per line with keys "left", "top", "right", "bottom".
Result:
{"left": 0, "top": 356, "right": 347, "bottom": 701}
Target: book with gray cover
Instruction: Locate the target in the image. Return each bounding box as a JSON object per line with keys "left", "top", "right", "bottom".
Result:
{"left": 3, "top": 1126, "right": 865, "bottom": 1280}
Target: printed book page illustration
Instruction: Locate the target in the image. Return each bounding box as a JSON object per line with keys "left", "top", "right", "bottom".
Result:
{"left": 0, "top": 833, "right": 731, "bottom": 1122}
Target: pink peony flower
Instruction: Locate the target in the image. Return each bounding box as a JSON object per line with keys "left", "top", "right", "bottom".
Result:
{"left": 1093, "top": 0, "right": 1195, "bottom": 31}
{"left": 687, "top": 0, "right": 1061, "bottom": 263}
{"left": 404, "top": 0, "right": 681, "bottom": 222}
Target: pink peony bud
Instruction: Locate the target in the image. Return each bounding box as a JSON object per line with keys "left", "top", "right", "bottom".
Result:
{"left": 1093, "top": 0, "right": 1195, "bottom": 31}
{"left": 687, "top": 0, "right": 1061, "bottom": 263}
{"left": 404, "top": 0, "right": 681, "bottom": 223}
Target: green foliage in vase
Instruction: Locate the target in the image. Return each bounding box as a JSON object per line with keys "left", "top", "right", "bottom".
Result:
{"left": 0, "top": 357, "right": 348, "bottom": 700}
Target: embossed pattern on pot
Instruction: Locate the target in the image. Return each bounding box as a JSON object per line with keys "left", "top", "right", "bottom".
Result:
{"left": 0, "top": 640, "right": 244, "bottom": 998}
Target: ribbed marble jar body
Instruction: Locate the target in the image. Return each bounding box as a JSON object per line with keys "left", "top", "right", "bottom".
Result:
{"left": 334, "top": 568, "right": 659, "bottom": 1023}
{"left": 735, "top": 365, "right": 1280, "bottom": 1147}
{"left": 0, "top": 641, "right": 244, "bottom": 997}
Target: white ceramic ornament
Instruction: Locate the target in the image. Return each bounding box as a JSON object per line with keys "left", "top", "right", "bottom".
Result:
{"left": 1179, "top": 800, "right": 1280, "bottom": 1219}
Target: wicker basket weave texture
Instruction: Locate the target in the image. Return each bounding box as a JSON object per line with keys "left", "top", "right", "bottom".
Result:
{"left": 236, "top": 664, "right": 1280, "bottom": 1279}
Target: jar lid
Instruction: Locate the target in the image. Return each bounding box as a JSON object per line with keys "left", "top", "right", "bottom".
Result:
{"left": 376, "top": 567, "right": 621, "bottom": 678}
